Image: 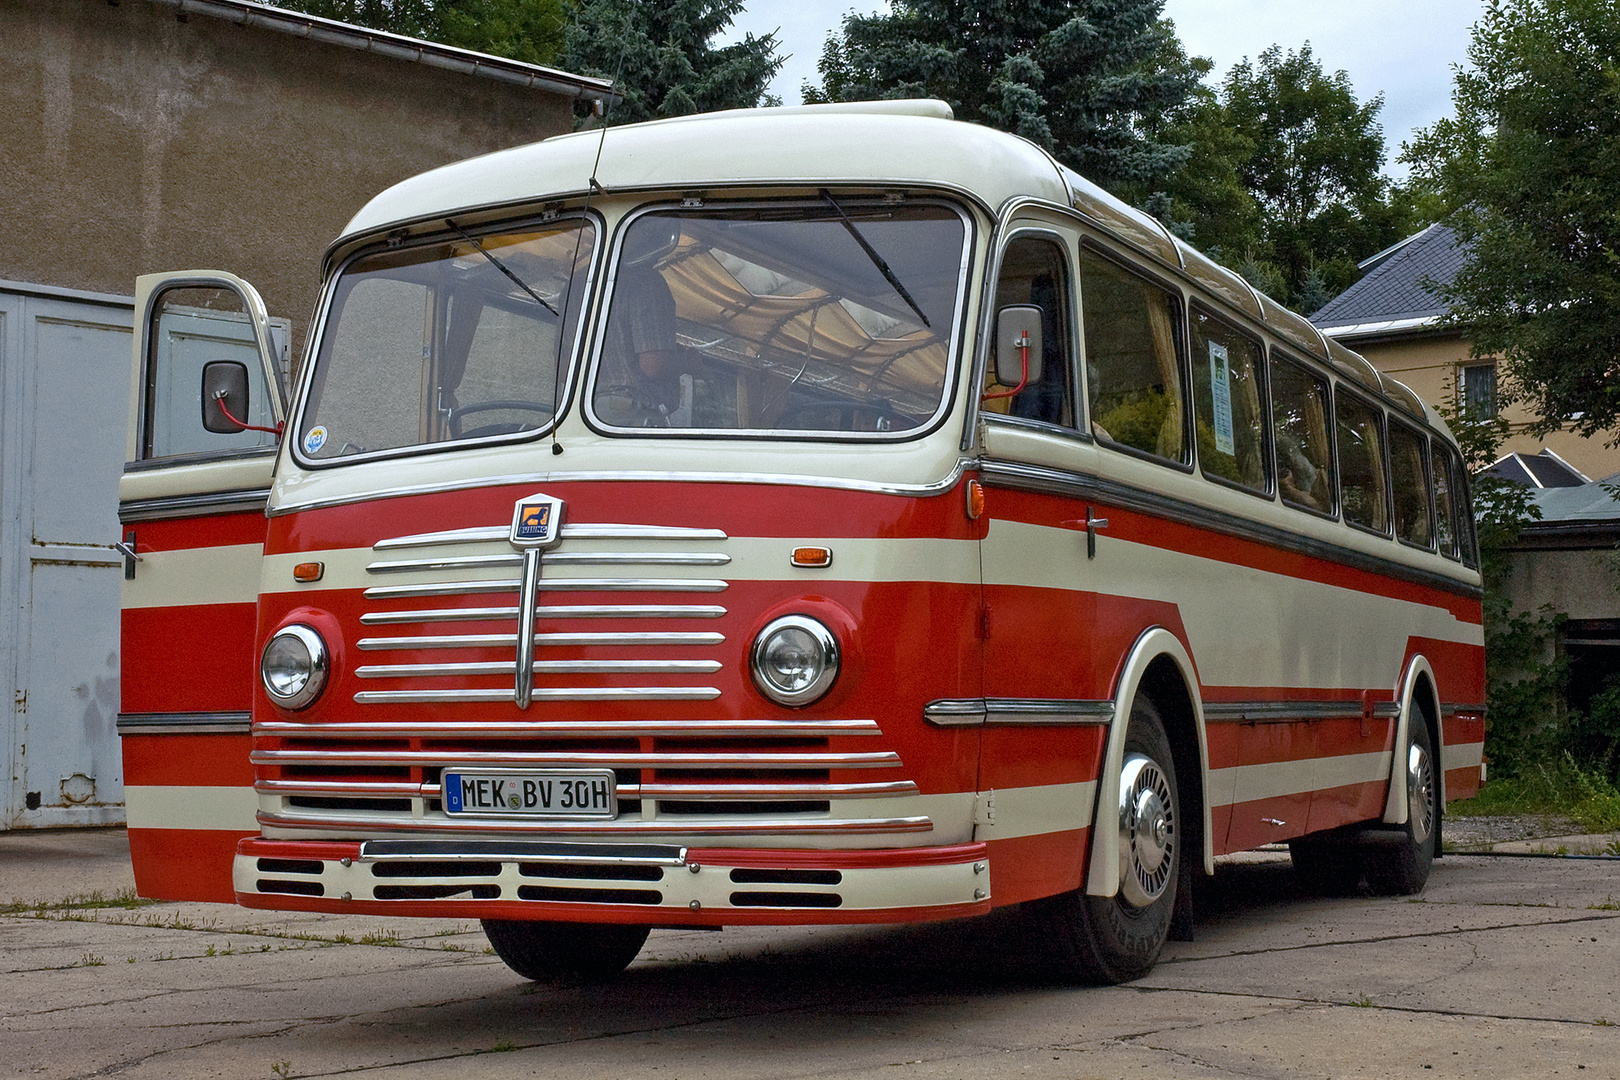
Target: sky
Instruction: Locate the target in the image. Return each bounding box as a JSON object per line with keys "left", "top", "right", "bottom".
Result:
{"left": 721, "top": 0, "right": 1487, "bottom": 177}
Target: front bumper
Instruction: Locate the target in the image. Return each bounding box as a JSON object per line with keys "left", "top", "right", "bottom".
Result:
{"left": 235, "top": 837, "right": 992, "bottom": 925}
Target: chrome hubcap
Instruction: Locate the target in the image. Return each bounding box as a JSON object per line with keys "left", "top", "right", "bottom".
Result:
{"left": 1407, "top": 738, "right": 1435, "bottom": 846}
{"left": 1118, "top": 752, "right": 1175, "bottom": 908}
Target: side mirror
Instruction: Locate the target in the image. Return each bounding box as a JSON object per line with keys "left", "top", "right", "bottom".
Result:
{"left": 994, "top": 305, "right": 1044, "bottom": 387}
{"left": 201, "top": 360, "right": 251, "bottom": 434}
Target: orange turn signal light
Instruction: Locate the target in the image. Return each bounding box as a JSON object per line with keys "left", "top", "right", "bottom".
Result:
{"left": 966, "top": 480, "right": 984, "bottom": 520}
{"left": 292, "top": 561, "right": 325, "bottom": 583}
{"left": 790, "top": 546, "right": 833, "bottom": 569}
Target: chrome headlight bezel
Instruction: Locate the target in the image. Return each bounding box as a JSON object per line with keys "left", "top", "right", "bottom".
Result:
{"left": 260, "top": 624, "right": 329, "bottom": 710}
{"left": 749, "top": 614, "right": 840, "bottom": 707}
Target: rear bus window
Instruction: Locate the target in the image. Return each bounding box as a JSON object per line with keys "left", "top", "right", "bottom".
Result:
{"left": 1081, "top": 248, "right": 1186, "bottom": 463}
{"left": 1270, "top": 355, "right": 1334, "bottom": 514}
{"left": 1433, "top": 439, "right": 1460, "bottom": 559}
{"left": 1190, "top": 307, "right": 1266, "bottom": 492}
{"left": 1337, "top": 392, "right": 1390, "bottom": 534}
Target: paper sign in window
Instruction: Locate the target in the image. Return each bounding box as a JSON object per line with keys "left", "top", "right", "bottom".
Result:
{"left": 1208, "top": 340, "right": 1235, "bottom": 456}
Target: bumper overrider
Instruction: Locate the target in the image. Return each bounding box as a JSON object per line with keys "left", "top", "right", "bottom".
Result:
{"left": 234, "top": 838, "right": 992, "bottom": 924}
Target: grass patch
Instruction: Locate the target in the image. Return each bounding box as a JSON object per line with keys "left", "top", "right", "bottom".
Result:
{"left": 1, "top": 888, "right": 159, "bottom": 917}
{"left": 1451, "top": 757, "right": 1620, "bottom": 833}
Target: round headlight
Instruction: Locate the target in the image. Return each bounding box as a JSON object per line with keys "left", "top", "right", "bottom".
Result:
{"left": 261, "top": 624, "right": 329, "bottom": 710}
{"left": 750, "top": 615, "right": 839, "bottom": 707}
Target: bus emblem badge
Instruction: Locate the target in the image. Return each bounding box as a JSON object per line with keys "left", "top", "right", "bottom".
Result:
{"left": 510, "top": 493, "right": 565, "bottom": 549}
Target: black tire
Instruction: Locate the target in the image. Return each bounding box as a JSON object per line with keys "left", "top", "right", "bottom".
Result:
{"left": 1031, "top": 696, "right": 1179, "bottom": 984}
{"left": 1364, "top": 717, "right": 1438, "bottom": 895}
{"left": 1289, "top": 835, "right": 1364, "bottom": 896}
{"left": 481, "top": 920, "right": 649, "bottom": 983}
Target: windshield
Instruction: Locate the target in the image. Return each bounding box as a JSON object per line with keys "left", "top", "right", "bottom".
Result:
{"left": 297, "top": 217, "right": 596, "bottom": 462}
{"left": 588, "top": 200, "right": 967, "bottom": 435}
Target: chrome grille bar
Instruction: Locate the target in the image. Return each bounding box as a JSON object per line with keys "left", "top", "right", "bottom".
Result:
{"left": 357, "top": 631, "right": 726, "bottom": 650}
{"left": 258, "top": 809, "right": 933, "bottom": 836}
{"left": 253, "top": 748, "right": 903, "bottom": 768}
{"left": 359, "top": 604, "right": 727, "bottom": 625}
{"left": 255, "top": 780, "right": 919, "bottom": 800}
{"left": 255, "top": 718, "right": 884, "bottom": 738}
{"left": 371, "top": 523, "right": 729, "bottom": 550}
{"left": 352, "top": 686, "right": 723, "bottom": 704}
{"left": 355, "top": 659, "right": 724, "bottom": 678}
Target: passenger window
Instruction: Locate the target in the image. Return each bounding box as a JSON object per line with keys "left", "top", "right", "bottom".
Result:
{"left": 1270, "top": 355, "right": 1334, "bottom": 514}
{"left": 1190, "top": 307, "right": 1266, "bottom": 492}
{"left": 1433, "top": 440, "right": 1460, "bottom": 559}
{"left": 145, "top": 285, "right": 281, "bottom": 459}
{"left": 983, "top": 235, "right": 1074, "bottom": 426}
{"left": 1389, "top": 422, "right": 1434, "bottom": 548}
{"left": 1337, "top": 392, "right": 1390, "bottom": 534}
{"left": 1081, "top": 248, "right": 1185, "bottom": 461}
{"left": 1449, "top": 449, "right": 1479, "bottom": 566}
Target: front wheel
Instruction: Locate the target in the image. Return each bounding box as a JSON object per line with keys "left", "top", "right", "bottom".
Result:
{"left": 1364, "top": 718, "right": 1438, "bottom": 895}
{"left": 1031, "top": 696, "right": 1180, "bottom": 984}
{"left": 481, "top": 920, "right": 649, "bottom": 983}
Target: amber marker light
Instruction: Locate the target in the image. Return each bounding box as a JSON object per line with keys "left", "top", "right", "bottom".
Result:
{"left": 293, "top": 562, "right": 325, "bottom": 583}
{"left": 790, "top": 546, "right": 833, "bottom": 569}
{"left": 966, "top": 480, "right": 985, "bottom": 520}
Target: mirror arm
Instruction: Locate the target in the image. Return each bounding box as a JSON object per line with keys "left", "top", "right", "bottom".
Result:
{"left": 982, "top": 329, "right": 1032, "bottom": 401}
{"left": 213, "top": 390, "right": 284, "bottom": 436}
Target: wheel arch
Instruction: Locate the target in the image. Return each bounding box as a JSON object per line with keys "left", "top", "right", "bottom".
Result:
{"left": 1084, "top": 627, "right": 1212, "bottom": 898}
{"left": 1383, "top": 655, "right": 1444, "bottom": 826}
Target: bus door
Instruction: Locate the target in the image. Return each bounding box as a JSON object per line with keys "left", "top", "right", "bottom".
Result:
{"left": 973, "top": 220, "right": 1107, "bottom": 903}
{"left": 117, "top": 272, "right": 287, "bottom": 901}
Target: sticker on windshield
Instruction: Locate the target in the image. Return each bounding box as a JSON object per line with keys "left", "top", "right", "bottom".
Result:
{"left": 303, "top": 426, "right": 329, "bottom": 455}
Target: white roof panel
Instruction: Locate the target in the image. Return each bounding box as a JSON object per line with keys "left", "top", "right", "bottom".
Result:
{"left": 341, "top": 104, "right": 1070, "bottom": 239}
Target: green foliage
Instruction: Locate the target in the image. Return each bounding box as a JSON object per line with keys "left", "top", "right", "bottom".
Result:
{"left": 1218, "top": 44, "right": 1416, "bottom": 311}
{"left": 1402, "top": 0, "right": 1620, "bottom": 442}
{"left": 270, "top": 0, "right": 565, "bottom": 65}
{"left": 804, "top": 0, "right": 1202, "bottom": 197}
{"left": 560, "top": 0, "right": 783, "bottom": 124}
{"left": 1452, "top": 756, "right": 1620, "bottom": 833}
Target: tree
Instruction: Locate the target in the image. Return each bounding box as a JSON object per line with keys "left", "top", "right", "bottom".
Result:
{"left": 559, "top": 0, "right": 783, "bottom": 125}
{"left": 804, "top": 0, "right": 1202, "bottom": 198}
{"left": 1220, "top": 44, "right": 1407, "bottom": 309}
{"left": 268, "top": 1, "right": 566, "bottom": 66}
{"left": 1403, "top": 0, "right": 1620, "bottom": 442}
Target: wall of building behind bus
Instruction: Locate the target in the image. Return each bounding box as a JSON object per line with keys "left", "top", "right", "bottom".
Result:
{"left": 0, "top": 0, "right": 583, "bottom": 352}
{"left": 0, "top": 0, "right": 592, "bottom": 829}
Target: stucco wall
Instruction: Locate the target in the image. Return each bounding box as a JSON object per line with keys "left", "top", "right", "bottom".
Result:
{"left": 1350, "top": 332, "right": 1620, "bottom": 482}
{"left": 0, "top": 0, "right": 582, "bottom": 344}
{"left": 1503, "top": 547, "right": 1620, "bottom": 623}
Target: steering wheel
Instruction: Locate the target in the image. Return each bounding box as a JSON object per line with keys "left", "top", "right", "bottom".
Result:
{"left": 448, "top": 399, "right": 555, "bottom": 439}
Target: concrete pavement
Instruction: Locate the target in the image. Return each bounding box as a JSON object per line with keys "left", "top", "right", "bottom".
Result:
{"left": 3, "top": 827, "right": 1618, "bottom": 1079}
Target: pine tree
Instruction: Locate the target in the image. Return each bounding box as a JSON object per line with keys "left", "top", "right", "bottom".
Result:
{"left": 560, "top": 0, "right": 783, "bottom": 125}
{"left": 804, "top": 0, "right": 1201, "bottom": 197}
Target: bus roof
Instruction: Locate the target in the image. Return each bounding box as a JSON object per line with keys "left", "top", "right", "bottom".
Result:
{"left": 335, "top": 100, "right": 1447, "bottom": 437}
{"left": 341, "top": 101, "right": 1070, "bottom": 239}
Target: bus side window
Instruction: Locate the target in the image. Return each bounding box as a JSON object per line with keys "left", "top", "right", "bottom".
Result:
{"left": 1337, "top": 391, "right": 1391, "bottom": 535}
{"left": 1270, "top": 354, "right": 1334, "bottom": 514}
{"left": 1432, "top": 438, "right": 1460, "bottom": 559}
{"left": 1390, "top": 421, "right": 1435, "bottom": 548}
{"left": 1081, "top": 248, "right": 1186, "bottom": 461}
{"left": 1190, "top": 306, "right": 1267, "bottom": 493}
{"left": 985, "top": 235, "right": 1074, "bottom": 427}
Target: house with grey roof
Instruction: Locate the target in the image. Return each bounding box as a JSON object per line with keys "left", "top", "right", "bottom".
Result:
{"left": 1311, "top": 223, "right": 1620, "bottom": 485}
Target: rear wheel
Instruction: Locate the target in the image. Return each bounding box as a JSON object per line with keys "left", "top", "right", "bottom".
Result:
{"left": 1364, "top": 718, "right": 1438, "bottom": 895}
{"left": 481, "top": 920, "right": 649, "bottom": 983}
{"left": 1032, "top": 696, "right": 1180, "bottom": 984}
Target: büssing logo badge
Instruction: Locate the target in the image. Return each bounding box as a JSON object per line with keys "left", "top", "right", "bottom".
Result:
{"left": 510, "top": 492, "right": 566, "bottom": 549}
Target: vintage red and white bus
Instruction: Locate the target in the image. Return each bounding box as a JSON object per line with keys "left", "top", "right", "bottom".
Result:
{"left": 118, "top": 100, "right": 1485, "bottom": 983}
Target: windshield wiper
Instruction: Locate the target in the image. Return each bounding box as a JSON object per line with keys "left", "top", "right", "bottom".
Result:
{"left": 819, "top": 190, "right": 931, "bottom": 328}
{"left": 446, "top": 219, "right": 560, "bottom": 318}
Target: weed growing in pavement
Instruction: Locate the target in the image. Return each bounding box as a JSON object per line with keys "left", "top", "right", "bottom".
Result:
{"left": 1, "top": 888, "right": 158, "bottom": 916}
{"left": 78, "top": 953, "right": 105, "bottom": 967}
{"left": 1350, "top": 994, "right": 1374, "bottom": 1007}
{"left": 489, "top": 1040, "right": 517, "bottom": 1053}
{"left": 359, "top": 929, "right": 399, "bottom": 946}
{"left": 1589, "top": 895, "right": 1620, "bottom": 911}
{"left": 271, "top": 1060, "right": 294, "bottom": 1078}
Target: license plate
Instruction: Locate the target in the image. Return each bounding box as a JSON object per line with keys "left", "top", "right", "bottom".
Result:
{"left": 441, "top": 768, "right": 617, "bottom": 818}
